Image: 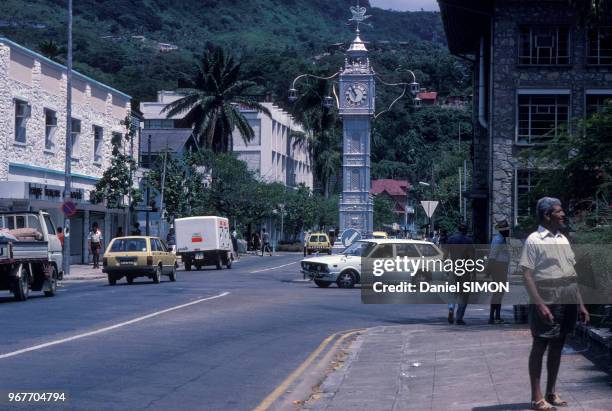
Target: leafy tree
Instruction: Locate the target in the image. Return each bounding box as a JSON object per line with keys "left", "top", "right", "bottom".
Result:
{"left": 283, "top": 184, "right": 317, "bottom": 238}
{"left": 162, "top": 47, "right": 270, "bottom": 153}
{"left": 373, "top": 195, "right": 396, "bottom": 230}
{"left": 524, "top": 101, "right": 612, "bottom": 225}
{"left": 90, "top": 117, "right": 142, "bottom": 208}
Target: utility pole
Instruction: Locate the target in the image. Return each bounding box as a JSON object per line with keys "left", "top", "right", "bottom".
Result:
{"left": 62, "top": 0, "right": 73, "bottom": 276}
{"left": 459, "top": 166, "right": 462, "bottom": 222}
{"left": 145, "top": 134, "right": 151, "bottom": 236}
{"left": 159, "top": 140, "right": 168, "bottom": 231}
{"left": 463, "top": 159, "right": 468, "bottom": 222}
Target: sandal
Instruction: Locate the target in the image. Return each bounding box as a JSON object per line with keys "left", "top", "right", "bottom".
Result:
{"left": 546, "top": 393, "right": 568, "bottom": 407}
{"left": 531, "top": 399, "right": 556, "bottom": 410}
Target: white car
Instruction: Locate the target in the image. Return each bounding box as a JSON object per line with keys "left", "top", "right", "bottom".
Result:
{"left": 301, "top": 239, "right": 444, "bottom": 288}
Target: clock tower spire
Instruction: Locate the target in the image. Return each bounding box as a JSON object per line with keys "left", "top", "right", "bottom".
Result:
{"left": 338, "top": 4, "right": 375, "bottom": 237}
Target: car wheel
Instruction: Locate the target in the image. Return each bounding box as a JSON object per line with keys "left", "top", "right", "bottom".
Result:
{"left": 153, "top": 266, "right": 162, "bottom": 283}
{"left": 327, "top": 249, "right": 332, "bottom": 255}
{"left": 337, "top": 271, "right": 356, "bottom": 289}
{"left": 126, "top": 276, "right": 134, "bottom": 285}
{"left": 12, "top": 263, "right": 29, "bottom": 301}
{"left": 195, "top": 263, "right": 202, "bottom": 270}
{"left": 215, "top": 256, "right": 222, "bottom": 270}
{"left": 44, "top": 265, "right": 58, "bottom": 297}
{"left": 108, "top": 274, "right": 117, "bottom": 286}
{"left": 314, "top": 279, "right": 331, "bottom": 288}
{"left": 169, "top": 266, "right": 177, "bottom": 282}
{"left": 226, "top": 255, "right": 232, "bottom": 269}
{"left": 184, "top": 259, "right": 192, "bottom": 271}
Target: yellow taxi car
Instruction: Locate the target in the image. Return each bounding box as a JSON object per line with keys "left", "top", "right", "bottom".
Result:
{"left": 306, "top": 232, "right": 332, "bottom": 255}
{"left": 102, "top": 236, "right": 177, "bottom": 285}
{"left": 372, "top": 231, "right": 389, "bottom": 239}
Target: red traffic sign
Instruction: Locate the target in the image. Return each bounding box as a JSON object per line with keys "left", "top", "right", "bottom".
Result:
{"left": 61, "top": 200, "right": 77, "bottom": 217}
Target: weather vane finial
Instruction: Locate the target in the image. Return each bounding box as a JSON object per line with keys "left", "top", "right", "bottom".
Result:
{"left": 348, "top": 0, "right": 371, "bottom": 31}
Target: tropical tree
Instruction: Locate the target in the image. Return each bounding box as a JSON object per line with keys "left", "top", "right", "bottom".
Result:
{"left": 90, "top": 117, "right": 142, "bottom": 209}
{"left": 162, "top": 47, "right": 270, "bottom": 153}
{"left": 38, "top": 40, "right": 63, "bottom": 61}
{"left": 290, "top": 78, "right": 342, "bottom": 197}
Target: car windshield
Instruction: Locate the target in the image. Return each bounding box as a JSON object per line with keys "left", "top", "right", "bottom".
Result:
{"left": 110, "top": 238, "right": 147, "bottom": 252}
{"left": 343, "top": 241, "right": 375, "bottom": 256}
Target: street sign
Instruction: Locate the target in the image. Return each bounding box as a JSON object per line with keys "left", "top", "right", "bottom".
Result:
{"left": 61, "top": 200, "right": 77, "bottom": 217}
{"left": 341, "top": 228, "right": 362, "bottom": 247}
{"left": 420, "top": 201, "right": 439, "bottom": 218}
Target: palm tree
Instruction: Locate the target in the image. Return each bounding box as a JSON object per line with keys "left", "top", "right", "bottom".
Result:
{"left": 162, "top": 47, "right": 270, "bottom": 153}
{"left": 38, "top": 40, "right": 63, "bottom": 61}
{"left": 291, "top": 79, "right": 342, "bottom": 198}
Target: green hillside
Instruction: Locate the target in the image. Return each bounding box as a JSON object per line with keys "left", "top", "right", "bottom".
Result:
{"left": 0, "top": 0, "right": 447, "bottom": 100}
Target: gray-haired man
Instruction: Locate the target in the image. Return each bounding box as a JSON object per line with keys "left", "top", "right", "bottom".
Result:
{"left": 519, "top": 197, "right": 589, "bottom": 410}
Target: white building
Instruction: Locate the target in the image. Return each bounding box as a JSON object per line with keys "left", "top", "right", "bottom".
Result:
{"left": 0, "top": 37, "right": 134, "bottom": 263}
{"left": 140, "top": 91, "right": 313, "bottom": 189}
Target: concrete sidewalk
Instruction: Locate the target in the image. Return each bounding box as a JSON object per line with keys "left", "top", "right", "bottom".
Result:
{"left": 306, "top": 322, "right": 611, "bottom": 411}
{"left": 62, "top": 264, "right": 107, "bottom": 281}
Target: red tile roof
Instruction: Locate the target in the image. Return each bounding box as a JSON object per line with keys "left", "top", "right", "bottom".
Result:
{"left": 417, "top": 91, "right": 438, "bottom": 101}
{"left": 371, "top": 179, "right": 410, "bottom": 197}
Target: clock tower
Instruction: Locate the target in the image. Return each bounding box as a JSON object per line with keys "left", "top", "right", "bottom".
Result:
{"left": 338, "top": 29, "right": 375, "bottom": 236}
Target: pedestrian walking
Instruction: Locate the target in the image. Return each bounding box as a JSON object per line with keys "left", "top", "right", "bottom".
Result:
{"left": 56, "top": 227, "right": 65, "bottom": 249}
{"left": 231, "top": 228, "right": 240, "bottom": 261}
{"left": 131, "top": 222, "right": 141, "bottom": 236}
{"left": 251, "top": 232, "right": 260, "bottom": 252}
{"left": 520, "top": 197, "right": 589, "bottom": 411}
{"left": 261, "top": 228, "right": 272, "bottom": 256}
{"left": 87, "top": 222, "right": 103, "bottom": 269}
{"left": 303, "top": 230, "right": 310, "bottom": 257}
{"left": 487, "top": 218, "right": 511, "bottom": 324}
{"left": 446, "top": 223, "right": 475, "bottom": 325}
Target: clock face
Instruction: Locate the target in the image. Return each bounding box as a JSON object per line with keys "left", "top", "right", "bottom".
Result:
{"left": 345, "top": 83, "right": 368, "bottom": 107}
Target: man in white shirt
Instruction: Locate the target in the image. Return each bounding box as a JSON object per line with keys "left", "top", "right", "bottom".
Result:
{"left": 519, "top": 197, "right": 589, "bottom": 410}
{"left": 87, "top": 222, "right": 104, "bottom": 269}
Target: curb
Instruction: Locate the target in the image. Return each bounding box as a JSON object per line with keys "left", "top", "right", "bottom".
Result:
{"left": 62, "top": 275, "right": 107, "bottom": 281}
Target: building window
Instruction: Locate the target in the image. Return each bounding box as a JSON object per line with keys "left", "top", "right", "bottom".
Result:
{"left": 519, "top": 26, "right": 570, "bottom": 65}
{"left": 517, "top": 95, "right": 569, "bottom": 144}
{"left": 14, "top": 99, "right": 30, "bottom": 143}
{"left": 44, "top": 109, "right": 57, "bottom": 150}
{"left": 143, "top": 119, "right": 175, "bottom": 129}
{"left": 586, "top": 94, "right": 612, "bottom": 116}
{"left": 93, "top": 125, "right": 103, "bottom": 163}
{"left": 516, "top": 169, "right": 544, "bottom": 221}
{"left": 70, "top": 118, "right": 81, "bottom": 159}
{"left": 587, "top": 26, "right": 612, "bottom": 65}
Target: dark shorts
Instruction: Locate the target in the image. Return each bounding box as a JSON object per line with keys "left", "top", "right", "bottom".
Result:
{"left": 529, "top": 303, "right": 578, "bottom": 340}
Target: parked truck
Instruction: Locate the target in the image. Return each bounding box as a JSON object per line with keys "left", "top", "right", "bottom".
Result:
{"left": 174, "top": 216, "right": 233, "bottom": 270}
{"left": 0, "top": 211, "right": 63, "bottom": 301}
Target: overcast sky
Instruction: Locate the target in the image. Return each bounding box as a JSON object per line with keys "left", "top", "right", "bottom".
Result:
{"left": 369, "top": 0, "right": 439, "bottom": 12}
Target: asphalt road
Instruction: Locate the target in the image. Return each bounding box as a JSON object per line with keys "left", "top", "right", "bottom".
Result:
{"left": 0, "top": 253, "right": 484, "bottom": 411}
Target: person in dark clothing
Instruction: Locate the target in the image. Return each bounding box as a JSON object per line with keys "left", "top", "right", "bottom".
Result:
{"left": 261, "top": 228, "right": 272, "bottom": 256}
{"left": 251, "top": 232, "right": 260, "bottom": 252}
{"left": 131, "top": 222, "right": 141, "bottom": 236}
{"left": 115, "top": 227, "right": 124, "bottom": 238}
{"left": 446, "top": 223, "right": 475, "bottom": 325}
{"left": 487, "top": 219, "right": 511, "bottom": 324}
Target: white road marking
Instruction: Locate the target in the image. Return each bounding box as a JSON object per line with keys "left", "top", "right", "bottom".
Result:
{"left": 0, "top": 292, "right": 230, "bottom": 360}
{"left": 249, "top": 261, "right": 299, "bottom": 274}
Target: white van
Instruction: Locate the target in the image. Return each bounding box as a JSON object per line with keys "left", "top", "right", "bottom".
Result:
{"left": 174, "top": 216, "right": 233, "bottom": 270}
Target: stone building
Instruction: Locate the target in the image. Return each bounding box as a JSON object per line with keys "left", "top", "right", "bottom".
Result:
{"left": 0, "top": 37, "right": 134, "bottom": 263}
{"left": 440, "top": 0, "right": 612, "bottom": 242}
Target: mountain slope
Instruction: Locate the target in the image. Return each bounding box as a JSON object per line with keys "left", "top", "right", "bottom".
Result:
{"left": 0, "top": 0, "right": 445, "bottom": 100}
